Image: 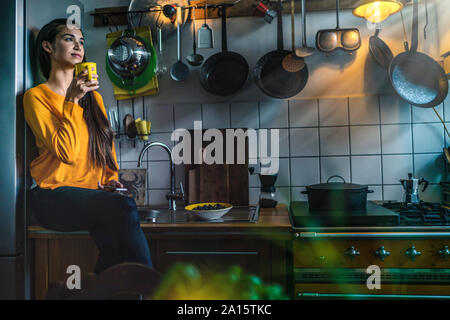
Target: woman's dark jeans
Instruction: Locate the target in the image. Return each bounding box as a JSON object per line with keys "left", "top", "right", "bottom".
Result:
{"left": 29, "top": 186, "right": 152, "bottom": 274}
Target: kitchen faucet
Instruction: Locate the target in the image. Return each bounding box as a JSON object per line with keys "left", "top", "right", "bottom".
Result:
{"left": 137, "top": 142, "right": 184, "bottom": 211}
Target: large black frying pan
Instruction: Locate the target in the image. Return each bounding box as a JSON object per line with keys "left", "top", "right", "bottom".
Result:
{"left": 200, "top": 4, "right": 249, "bottom": 96}
{"left": 253, "top": 0, "right": 308, "bottom": 99}
{"left": 389, "top": 0, "right": 448, "bottom": 108}
{"left": 369, "top": 29, "right": 393, "bottom": 69}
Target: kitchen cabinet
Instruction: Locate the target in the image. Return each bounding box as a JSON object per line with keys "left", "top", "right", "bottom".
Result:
{"left": 28, "top": 206, "right": 292, "bottom": 300}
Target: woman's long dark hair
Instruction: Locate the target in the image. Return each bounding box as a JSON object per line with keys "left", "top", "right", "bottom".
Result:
{"left": 36, "top": 19, "right": 118, "bottom": 172}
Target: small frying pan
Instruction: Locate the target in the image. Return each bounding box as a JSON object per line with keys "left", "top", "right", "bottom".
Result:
{"left": 369, "top": 29, "right": 393, "bottom": 69}
{"left": 199, "top": 4, "right": 249, "bottom": 96}
{"left": 389, "top": 0, "right": 448, "bottom": 108}
{"left": 253, "top": 0, "right": 308, "bottom": 99}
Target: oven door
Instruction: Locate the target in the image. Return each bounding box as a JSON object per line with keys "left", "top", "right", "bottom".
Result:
{"left": 295, "top": 268, "right": 450, "bottom": 299}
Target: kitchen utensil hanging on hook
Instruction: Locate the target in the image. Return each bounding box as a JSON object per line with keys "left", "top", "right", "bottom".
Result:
{"left": 187, "top": 6, "right": 204, "bottom": 66}
{"left": 400, "top": 10, "right": 409, "bottom": 51}
{"left": 316, "top": 0, "right": 361, "bottom": 54}
{"left": 295, "top": 0, "right": 315, "bottom": 57}
{"left": 170, "top": 6, "right": 189, "bottom": 81}
{"left": 388, "top": 0, "right": 448, "bottom": 108}
{"left": 369, "top": 28, "right": 393, "bottom": 69}
{"left": 424, "top": 0, "right": 428, "bottom": 39}
{"left": 253, "top": 0, "right": 308, "bottom": 98}
{"left": 281, "top": 0, "right": 305, "bottom": 73}
{"left": 198, "top": 1, "right": 213, "bottom": 49}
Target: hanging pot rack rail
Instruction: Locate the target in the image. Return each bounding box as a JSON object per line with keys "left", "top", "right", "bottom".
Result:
{"left": 92, "top": 0, "right": 388, "bottom": 27}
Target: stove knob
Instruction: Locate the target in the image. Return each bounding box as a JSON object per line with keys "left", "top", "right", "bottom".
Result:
{"left": 438, "top": 245, "right": 450, "bottom": 261}
{"left": 375, "top": 246, "right": 391, "bottom": 261}
{"left": 345, "top": 246, "right": 360, "bottom": 260}
{"left": 405, "top": 246, "right": 422, "bottom": 261}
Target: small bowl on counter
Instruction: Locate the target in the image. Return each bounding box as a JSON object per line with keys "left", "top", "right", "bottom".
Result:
{"left": 185, "top": 202, "right": 233, "bottom": 221}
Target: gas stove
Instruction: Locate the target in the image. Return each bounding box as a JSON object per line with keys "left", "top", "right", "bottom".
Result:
{"left": 381, "top": 201, "right": 450, "bottom": 226}
{"left": 290, "top": 201, "right": 450, "bottom": 299}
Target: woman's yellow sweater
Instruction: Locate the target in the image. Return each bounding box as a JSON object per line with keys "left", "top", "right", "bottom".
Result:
{"left": 23, "top": 83, "right": 119, "bottom": 190}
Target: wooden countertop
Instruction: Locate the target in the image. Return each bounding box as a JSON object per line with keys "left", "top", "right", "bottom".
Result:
{"left": 27, "top": 205, "right": 291, "bottom": 239}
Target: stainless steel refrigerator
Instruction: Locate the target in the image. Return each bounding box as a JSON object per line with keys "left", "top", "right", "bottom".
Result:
{"left": 0, "top": 0, "right": 29, "bottom": 299}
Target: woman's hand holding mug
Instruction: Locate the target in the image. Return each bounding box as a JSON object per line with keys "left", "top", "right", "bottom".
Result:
{"left": 65, "top": 64, "right": 99, "bottom": 105}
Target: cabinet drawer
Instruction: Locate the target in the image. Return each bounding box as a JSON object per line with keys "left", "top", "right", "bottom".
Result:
{"left": 155, "top": 238, "right": 272, "bottom": 279}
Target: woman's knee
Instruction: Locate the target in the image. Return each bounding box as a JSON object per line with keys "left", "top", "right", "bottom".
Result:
{"left": 109, "top": 195, "right": 140, "bottom": 226}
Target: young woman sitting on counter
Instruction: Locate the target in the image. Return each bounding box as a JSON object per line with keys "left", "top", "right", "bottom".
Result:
{"left": 23, "top": 19, "right": 152, "bottom": 274}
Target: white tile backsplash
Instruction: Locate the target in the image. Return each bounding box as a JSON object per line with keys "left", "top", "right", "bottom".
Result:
{"left": 116, "top": 94, "right": 444, "bottom": 205}
{"left": 383, "top": 185, "right": 404, "bottom": 201}
{"left": 147, "top": 161, "right": 171, "bottom": 189}
{"left": 414, "top": 153, "right": 445, "bottom": 183}
{"left": 320, "top": 157, "right": 351, "bottom": 183}
{"left": 351, "top": 155, "right": 382, "bottom": 185}
{"left": 202, "top": 102, "right": 230, "bottom": 129}
{"left": 146, "top": 104, "right": 174, "bottom": 133}
{"left": 350, "top": 125, "right": 381, "bottom": 155}
{"left": 320, "top": 127, "right": 350, "bottom": 156}
{"left": 412, "top": 104, "right": 443, "bottom": 123}
{"left": 319, "top": 98, "right": 348, "bottom": 126}
{"left": 290, "top": 158, "right": 320, "bottom": 186}
{"left": 413, "top": 123, "right": 445, "bottom": 153}
{"left": 379, "top": 95, "right": 411, "bottom": 124}
{"left": 147, "top": 189, "right": 170, "bottom": 206}
{"left": 174, "top": 103, "right": 202, "bottom": 130}
{"left": 382, "top": 155, "right": 414, "bottom": 184}
{"left": 259, "top": 100, "right": 289, "bottom": 128}
{"left": 275, "top": 158, "right": 290, "bottom": 187}
{"left": 381, "top": 124, "right": 412, "bottom": 154}
{"left": 367, "top": 186, "right": 383, "bottom": 200}
{"left": 290, "top": 128, "right": 319, "bottom": 157}
{"left": 349, "top": 96, "right": 380, "bottom": 125}
{"left": 230, "top": 101, "right": 259, "bottom": 129}
{"left": 289, "top": 99, "right": 319, "bottom": 127}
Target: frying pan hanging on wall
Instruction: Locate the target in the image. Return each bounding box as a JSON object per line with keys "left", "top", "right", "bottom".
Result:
{"left": 388, "top": 0, "right": 448, "bottom": 108}
{"left": 199, "top": 4, "right": 249, "bottom": 96}
{"left": 253, "top": 0, "right": 308, "bottom": 99}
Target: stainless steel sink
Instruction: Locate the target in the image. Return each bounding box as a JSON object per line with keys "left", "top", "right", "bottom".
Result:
{"left": 138, "top": 206, "right": 260, "bottom": 224}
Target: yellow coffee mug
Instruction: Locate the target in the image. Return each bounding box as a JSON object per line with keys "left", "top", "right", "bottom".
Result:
{"left": 75, "top": 62, "right": 97, "bottom": 81}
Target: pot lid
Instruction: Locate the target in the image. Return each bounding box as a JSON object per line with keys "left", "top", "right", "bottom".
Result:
{"left": 307, "top": 175, "right": 368, "bottom": 190}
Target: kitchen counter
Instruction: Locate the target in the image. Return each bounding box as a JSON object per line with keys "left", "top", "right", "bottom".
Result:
{"left": 27, "top": 205, "right": 293, "bottom": 299}
{"left": 27, "top": 205, "right": 291, "bottom": 238}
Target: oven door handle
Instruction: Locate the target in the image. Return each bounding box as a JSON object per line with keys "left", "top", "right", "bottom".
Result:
{"left": 295, "top": 232, "right": 450, "bottom": 238}
{"left": 298, "top": 292, "right": 450, "bottom": 299}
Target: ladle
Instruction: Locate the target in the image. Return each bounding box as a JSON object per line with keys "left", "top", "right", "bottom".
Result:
{"left": 187, "top": 7, "right": 204, "bottom": 66}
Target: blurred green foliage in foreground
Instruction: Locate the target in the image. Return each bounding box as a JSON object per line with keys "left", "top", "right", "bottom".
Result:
{"left": 151, "top": 263, "right": 289, "bottom": 300}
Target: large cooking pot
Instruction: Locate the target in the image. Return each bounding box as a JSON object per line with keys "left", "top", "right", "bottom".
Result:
{"left": 301, "top": 175, "right": 374, "bottom": 212}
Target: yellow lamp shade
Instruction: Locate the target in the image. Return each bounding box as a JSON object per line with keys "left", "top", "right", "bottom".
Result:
{"left": 353, "top": 0, "right": 403, "bottom": 23}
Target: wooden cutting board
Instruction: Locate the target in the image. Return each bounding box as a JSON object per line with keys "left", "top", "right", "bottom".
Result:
{"left": 185, "top": 129, "right": 249, "bottom": 206}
